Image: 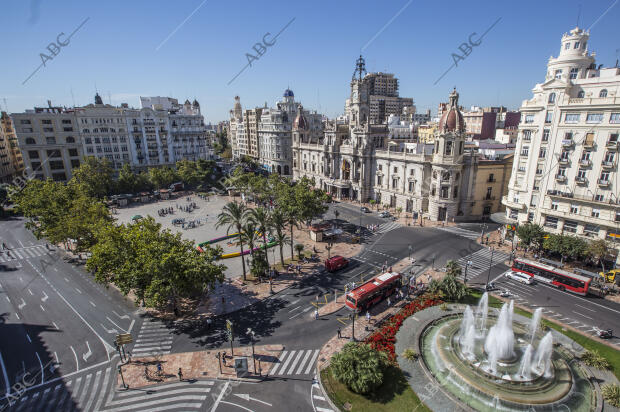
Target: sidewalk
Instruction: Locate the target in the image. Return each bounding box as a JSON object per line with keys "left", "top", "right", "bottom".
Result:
{"left": 118, "top": 344, "right": 284, "bottom": 388}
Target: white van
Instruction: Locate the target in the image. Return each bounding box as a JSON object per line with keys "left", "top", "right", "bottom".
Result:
{"left": 505, "top": 271, "right": 534, "bottom": 285}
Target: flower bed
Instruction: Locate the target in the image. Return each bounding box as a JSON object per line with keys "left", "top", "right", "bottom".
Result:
{"left": 366, "top": 295, "right": 442, "bottom": 362}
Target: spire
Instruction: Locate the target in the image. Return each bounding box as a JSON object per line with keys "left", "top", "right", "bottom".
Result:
{"left": 352, "top": 55, "right": 366, "bottom": 81}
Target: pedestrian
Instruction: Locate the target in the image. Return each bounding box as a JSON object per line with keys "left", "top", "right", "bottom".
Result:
{"left": 387, "top": 297, "right": 391, "bottom": 307}
{"left": 388, "top": 266, "right": 392, "bottom": 273}
{"left": 366, "top": 311, "right": 370, "bottom": 323}
{"left": 315, "top": 295, "right": 319, "bottom": 304}
{"left": 337, "top": 327, "right": 342, "bottom": 338}
{"left": 178, "top": 367, "right": 183, "bottom": 381}
{"left": 314, "top": 309, "right": 319, "bottom": 320}
{"left": 206, "top": 317, "right": 212, "bottom": 329}
{"left": 157, "top": 362, "right": 162, "bottom": 376}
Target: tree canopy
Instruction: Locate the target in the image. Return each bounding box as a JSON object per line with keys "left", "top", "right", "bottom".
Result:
{"left": 331, "top": 342, "right": 389, "bottom": 394}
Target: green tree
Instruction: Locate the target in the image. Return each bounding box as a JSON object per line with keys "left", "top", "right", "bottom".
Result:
{"left": 216, "top": 202, "right": 249, "bottom": 281}
{"left": 64, "top": 192, "right": 112, "bottom": 252}
{"left": 294, "top": 243, "right": 304, "bottom": 260}
{"left": 369, "top": 199, "right": 376, "bottom": 210}
{"left": 70, "top": 156, "right": 115, "bottom": 199}
{"left": 250, "top": 249, "right": 269, "bottom": 281}
{"left": 149, "top": 167, "right": 179, "bottom": 190}
{"left": 440, "top": 272, "right": 468, "bottom": 302}
{"left": 587, "top": 239, "right": 611, "bottom": 273}
{"left": 445, "top": 260, "right": 462, "bottom": 278}
{"left": 543, "top": 234, "right": 588, "bottom": 262}
{"left": 270, "top": 209, "right": 289, "bottom": 266}
{"left": 116, "top": 163, "right": 139, "bottom": 194}
{"left": 516, "top": 223, "right": 546, "bottom": 250}
{"left": 395, "top": 206, "right": 403, "bottom": 219}
{"left": 248, "top": 207, "right": 272, "bottom": 268}
{"left": 331, "top": 342, "right": 389, "bottom": 394}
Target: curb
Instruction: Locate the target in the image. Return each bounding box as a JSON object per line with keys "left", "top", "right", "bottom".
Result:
{"left": 316, "top": 363, "right": 342, "bottom": 412}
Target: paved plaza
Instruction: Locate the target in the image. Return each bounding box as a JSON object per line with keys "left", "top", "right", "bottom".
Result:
{"left": 113, "top": 194, "right": 293, "bottom": 279}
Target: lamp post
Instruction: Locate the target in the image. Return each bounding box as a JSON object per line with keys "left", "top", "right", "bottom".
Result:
{"left": 464, "top": 260, "right": 472, "bottom": 285}
{"left": 408, "top": 244, "right": 413, "bottom": 261}
{"left": 349, "top": 313, "right": 356, "bottom": 341}
{"left": 486, "top": 246, "right": 494, "bottom": 289}
{"left": 118, "top": 365, "right": 128, "bottom": 389}
{"left": 247, "top": 328, "right": 256, "bottom": 374}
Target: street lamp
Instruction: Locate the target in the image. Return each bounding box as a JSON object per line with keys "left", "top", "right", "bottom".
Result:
{"left": 118, "top": 365, "right": 128, "bottom": 389}
{"left": 464, "top": 260, "right": 472, "bottom": 285}
{"left": 349, "top": 313, "right": 356, "bottom": 341}
{"left": 247, "top": 328, "right": 256, "bottom": 374}
{"left": 408, "top": 244, "right": 413, "bottom": 261}
{"left": 486, "top": 246, "right": 495, "bottom": 289}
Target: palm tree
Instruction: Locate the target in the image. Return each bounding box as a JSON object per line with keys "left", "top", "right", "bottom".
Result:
{"left": 445, "top": 260, "right": 462, "bottom": 278}
{"left": 285, "top": 210, "right": 300, "bottom": 261}
{"left": 240, "top": 222, "right": 261, "bottom": 280}
{"left": 216, "top": 202, "right": 249, "bottom": 281}
{"left": 248, "top": 207, "right": 271, "bottom": 268}
{"left": 270, "top": 209, "right": 289, "bottom": 266}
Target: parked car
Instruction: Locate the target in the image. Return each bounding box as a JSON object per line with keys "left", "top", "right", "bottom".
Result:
{"left": 360, "top": 206, "right": 370, "bottom": 213}
{"left": 505, "top": 270, "right": 534, "bottom": 285}
{"left": 325, "top": 255, "right": 349, "bottom": 272}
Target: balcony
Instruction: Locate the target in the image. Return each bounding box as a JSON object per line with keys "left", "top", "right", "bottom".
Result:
{"left": 578, "top": 159, "right": 592, "bottom": 167}
{"left": 558, "top": 157, "right": 570, "bottom": 166}
{"left": 606, "top": 140, "right": 619, "bottom": 150}
{"left": 597, "top": 178, "right": 610, "bottom": 187}
{"left": 583, "top": 140, "right": 595, "bottom": 149}
{"left": 555, "top": 174, "right": 567, "bottom": 183}
{"left": 501, "top": 195, "right": 526, "bottom": 211}
{"left": 487, "top": 178, "right": 496, "bottom": 183}
{"left": 575, "top": 176, "right": 587, "bottom": 185}
{"left": 562, "top": 139, "right": 574, "bottom": 148}
{"left": 601, "top": 160, "right": 616, "bottom": 170}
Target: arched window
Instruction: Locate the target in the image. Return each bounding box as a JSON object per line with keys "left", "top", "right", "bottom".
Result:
{"left": 599, "top": 89, "right": 608, "bottom": 98}
{"left": 66, "top": 136, "right": 75, "bottom": 143}
{"left": 577, "top": 91, "right": 585, "bottom": 98}
{"left": 548, "top": 93, "right": 556, "bottom": 104}
{"left": 277, "top": 165, "right": 282, "bottom": 175}
{"left": 284, "top": 165, "right": 289, "bottom": 175}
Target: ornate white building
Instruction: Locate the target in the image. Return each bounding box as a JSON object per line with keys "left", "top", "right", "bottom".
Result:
{"left": 293, "top": 57, "right": 511, "bottom": 221}
{"left": 502, "top": 27, "right": 620, "bottom": 255}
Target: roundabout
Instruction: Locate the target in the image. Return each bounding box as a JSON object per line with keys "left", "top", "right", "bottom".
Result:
{"left": 398, "top": 293, "right": 600, "bottom": 411}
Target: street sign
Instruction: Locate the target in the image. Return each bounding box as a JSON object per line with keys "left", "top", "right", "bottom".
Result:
{"left": 226, "top": 320, "right": 233, "bottom": 331}
{"left": 115, "top": 333, "right": 133, "bottom": 345}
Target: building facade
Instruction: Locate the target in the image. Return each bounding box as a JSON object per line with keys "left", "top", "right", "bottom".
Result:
{"left": 293, "top": 57, "right": 512, "bottom": 221}
{"left": 0, "top": 112, "right": 24, "bottom": 183}
{"left": 12, "top": 94, "right": 211, "bottom": 181}
{"left": 502, "top": 27, "right": 620, "bottom": 257}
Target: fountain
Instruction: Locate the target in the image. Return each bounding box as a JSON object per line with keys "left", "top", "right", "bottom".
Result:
{"left": 529, "top": 308, "right": 542, "bottom": 343}
{"left": 417, "top": 294, "right": 595, "bottom": 411}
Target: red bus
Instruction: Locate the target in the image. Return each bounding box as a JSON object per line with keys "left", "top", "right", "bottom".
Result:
{"left": 345, "top": 272, "right": 402, "bottom": 312}
{"left": 511, "top": 258, "right": 591, "bottom": 296}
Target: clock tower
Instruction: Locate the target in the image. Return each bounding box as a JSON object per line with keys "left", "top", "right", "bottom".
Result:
{"left": 349, "top": 55, "right": 370, "bottom": 128}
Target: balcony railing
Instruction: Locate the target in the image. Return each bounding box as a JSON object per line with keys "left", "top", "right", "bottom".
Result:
{"left": 606, "top": 140, "right": 619, "bottom": 149}
{"left": 575, "top": 176, "right": 587, "bottom": 185}
{"left": 562, "top": 139, "right": 574, "bottom": 148}
{"left": 597, "top": 179, "right": 610, "bottom": 187}
{"left": 601, "top": 160, "right": 616, "bottom": 169}
{"left": 558, "top": 157, "right": 570, "bottom": 165}
{"left": 555, "top": 174, "right": 567, "bottom": 182}
{"left": 578, "top": 159, "right": 592, "bottom": 167}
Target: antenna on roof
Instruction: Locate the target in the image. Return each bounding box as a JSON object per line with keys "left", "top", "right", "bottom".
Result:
{"left": 70, "top": 88, "right": 76, "bottom": 108}
{"left": 576, "top": 3, "right": 581, "bottom": 27}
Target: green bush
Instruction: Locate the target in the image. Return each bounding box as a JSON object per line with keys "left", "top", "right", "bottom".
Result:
{"left": 331, "top": 342, "right": 389, "bottom": 394}
{"left": 602, "top": 384, "right": 620, "bottom": 407}
{"left": 581, "top": 350, "right": 611, "bottom": 370}
{"left": 402, "top": 348, "right": 418, "bottom": 362}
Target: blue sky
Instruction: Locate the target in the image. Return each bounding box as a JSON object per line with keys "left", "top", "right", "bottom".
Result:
{"left": 1, "top": 0, "right": 619, "bottom": 123}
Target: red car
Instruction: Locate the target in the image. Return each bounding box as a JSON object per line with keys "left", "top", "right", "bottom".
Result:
{"left": 325, "top": 255, "right": 349, "bottom": 272}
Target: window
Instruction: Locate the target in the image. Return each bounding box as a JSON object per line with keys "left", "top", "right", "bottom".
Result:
{"left": 528, "top": 212, "right": 534, "bottom": 222}
{"left": 600, "top": 171, "right": 610, "bottom": 182}
{"left": 408, "top": 181, "right": 414, "bottom": 192}
{"left": 66, "top": 136, "right": 75, "bottom": 143}
{"left": 570, "top": 67, "right": 578, "bottom": 79}
{"left": 488, "top": 173, "right": 495, "bottom": 182}
{"left": 61, "top": 119, "right": 71, "bottom": 124}
{"left": 28, "top": 150, "right": 39, "bottom": 159}
{"left": 486, "top": 187, "right": 492, "bottom": 199}
{"left": 551, "top": 201, "right": 559, "bottom": 210}
{"left": 524, "top": 114, "right": 535, "bottom": 123}
{"left": 609, "top": 133, "right": 619, "bottom": 143}
{"left": 445, "top": 141, "right": 453, "bottom": 155}
{"left": 453, "top": 187, "right": 458, "bottom": 198}
{"left": 563, "top": 220, "right": 577, "bottom": 233}
{"left": 616, "top": 211, "right": 620, "bottom": 222}
{"left": 25, "top": 137, "right": 36, "bottom": 144}
{"left": 565, "top": 113, "right": 580, "bottom": 123}
{"left": 22, "top": 127, "right": 33, "bottom": 133}
{"left": 392, "top": 179, "right": 398, "bottom": 189}
{"left": 521, "top": 145, "right": 529, "bottom": 156}
{"left": 544, "top": 216, "right": 558, "bottom": 228}
{"left": 20, "top": 120, "right": 31, "bottom": 125}
{"left": 599, "top": 89, "right": 608, "bottom": 98}
{"left": 68, "top": 149, "right": 78, "bottom": 157}
{"left": 539, "top": 148, "right": 546, "bottom": 158}
{"left": 52, "top": 172, "right": 66, "bottom": 182}
{"left": 46, "top": 136, "right": 56, "bottom": 145}
{"left": 577, "top": 169, "right": 587, "bottom": 178}
{"left": 41, "top": 120, "right": 52, "bottom": 125}
{"left": 49, "top": 160, "right": 64, "bottom": 170}
{"left": 559, "top": 151, "right": 570, "bottom": 161}
{"left": 393, "top": 167, "right": 398, "bottom": 173}
{"left": 557, "top": 168, "right": 566, "bottom": 176}
{"left": 570, "top": 205, "right": 578, "bottom": 214}
{"left": 564, "top": 43, "right": 570, "bottom": 50}
{"left": 545, "top": 112, "right": 553, "bottom": 123}
{"left": 574, "top": 41, "right": 580, "bottom": 49}
{"left": 536, "top": 167, "right": 543, "bottom": 175}
{"left": 548, "top": 93, "right": 556, "bottom": 104}
{"left": 542, "top": 129, "right": 550, "bottom": 141}
{"left": 377, "top": 175, "right": 382, "bottom": 186}
{"left": 46, "top": 150, "right": 61, "bottom": 158}
{"left": 554, "top": 69, "right": 562, "bottom": 79}
{"left": 71, "top": 159, "right": 80, "bottom": 168}
{"left": 595, "top": 194, "right": 604, "bottom": 202}
{"left": 522, "top": 130, "right": 532, "bottom": 140}
{"left": 63, "top": 127, "right": 73, "bottom": 132}
{"left": 84, "top": 137, "right": 92, "bottom": 144}
{"left": 586, "top": 113, "right": 603, "bottom": 123}
{"left": 610, "top": 113, "right": 620, "bottom": 124}
{"left": 43, "top": 127, "right": 54, "bottom": 133}
{"left": 591, "top": 208, "right": 600, "bottom": 218}
{"left": 577, "top": 90, "right": 585, "bottom": 98}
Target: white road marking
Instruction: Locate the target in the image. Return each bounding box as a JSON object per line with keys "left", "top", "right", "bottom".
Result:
{"left": 4, "top": 296, "right": 9, "bottom": 303}
{"left": 40, "top": 304, "right": 45, "bottom": 312}
{"left": 572, "top": 311, "right": 593, "bottom": 320}
{"left": 26, "top": 333, "right": 32, "bottom": 343}
{"left": 52, "top": 322, "right": 59, "bottom": 330}
{"left": 313, "top": 395, "right": 326, "bottom": 401}
{"left": 18, "top": 240, "right": 24, "bottom": 248}
{"left": 112, "top": 310, "right": 130, "bottom": 320}
{"left": 34, "top": 352, "right": 44, "bottom": 384}
{"left": 75, "top": 288, "right": 82, "bottom": 294}
{"left": 89, "top": 300, "right": 96, "bottom": 307}
{"left": 14, "top": 313, "right": 19, "bottom": 320}
{"left": 305, "top": 350, "right": 321, "bottom": 374}
{"left": 0, "top": 351, "right": 10, "bottom": 395}
{"left": 288, "top": 305, "right": 302, "bottom": 313}
{"left": 233, "top": 393, "right": 272, "bottom": 406}
{"left": 82, "top": 341, "right": 92, "bottom": 362}
{"left": 41, "top": 291, "right": 49, "bottom": 302}
{"left": 70, "top": 346, "right": 79, "bottom": 371}
{"left": 101, "top": 323, "right": 118, "bottom": 334}
{"left": 28, "top": 289, "right": 33, "bottom": 295}
{"left": 211, "top": 381, "right": 230, "bottom": 412}
{"left": 575, "top": 304, "right": 595, "bottom": 313}
{"left": 128, "top": 319, "right": 135, "bottom": 333}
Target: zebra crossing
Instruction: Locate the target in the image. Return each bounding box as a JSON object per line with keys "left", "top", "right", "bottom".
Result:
{"left": 311, "top": 375, "right": 334, "bottom": 412}
{"left": 3, "top": 366, "right": 215, "bottom": 411}
{"left": 268, "top": 349, "right": 320, "bottom": 377}
{"left": 374, "top": 221, "right": 402, "bottom": 234}
{"left": 457, "top": 248, "right": 509, "bottom": 281}
{"left": 130, "top": 320, "right": 173, "bottom": 358}
{"left": 0, "top": 245, "right": 50, "bottom": 262}
{"left": 437, "top": 226, "right": 480, "bottom": 240}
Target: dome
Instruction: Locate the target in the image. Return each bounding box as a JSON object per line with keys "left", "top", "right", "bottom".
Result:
{"left": 283, "top": 89, "right": 294, "bottom": 97}
{"left": 439, "top": 88, "right": 464, "bottom": 133}
{"left": 293, "top": 107, "right": 308, "bottom": 130}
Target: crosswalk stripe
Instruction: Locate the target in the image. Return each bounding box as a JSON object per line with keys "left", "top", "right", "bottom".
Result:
{"left": 13, "top": 250, "right": 23, "bottom": 259}
{"left": 83, "top": 370, "right": 102, "bottom": 411}
{"left": 77, "top": 373, "right": 92, "bottom": 406}
{"left": 93, "top": 368, "right": 111, "bottom": 412}
{"left": 286, "top": 350, "right": 305, "bottom": 375}
{"left": 304, "top": 350, "right": 320, "bottom": 375}
{"left": 268, "top": 350, "right": 288, "bottom": 375}
{"left": 113, "top": 381, "right": 214, "bottom": 399}
{"left": 72, "top": 376, "right": 83, "bottom": 399}
{"left": 316, "top": 407, "right": 334, "bottom": 412}
{"left": 107, "top": 394, "right": 208, "bottom": 410}
{"left": 132, "top": 345, "right": 172, "bottom": 352}
{"left": 295, "top": 350, "right": 313, "bottom": 375}
{"left": 277, "top": 350, "right": 296, "bottom": 375}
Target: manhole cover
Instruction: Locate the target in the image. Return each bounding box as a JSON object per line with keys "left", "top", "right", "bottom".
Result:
{"left": 343, "top": 402, "right": 352, "bottom": 410}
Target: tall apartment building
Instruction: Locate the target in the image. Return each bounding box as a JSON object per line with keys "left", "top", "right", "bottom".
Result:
{"left": 0, "top": 112, "right": 24, "bottom": 183}
{"left": 12, "top": 94, "right": 211, "bottom": 181}
{"left": 502, "top": 27, "right": 620, "bottom": 260}
{"left": 244, "top": 107, "right": 263, "bottom": 159}
{"left": 344, "top": 59, "right": 414, "bottom": 124}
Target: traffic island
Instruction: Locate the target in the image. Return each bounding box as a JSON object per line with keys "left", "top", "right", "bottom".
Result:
{"left": 117, "top": 344, "right": 283, "bottom": 388}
